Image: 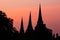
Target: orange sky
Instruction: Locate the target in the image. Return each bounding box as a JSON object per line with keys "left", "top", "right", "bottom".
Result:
{"left": 0, "top": 0, "right": 60, "bottom": 35}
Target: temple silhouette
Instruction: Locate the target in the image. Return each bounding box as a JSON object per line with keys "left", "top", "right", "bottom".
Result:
{"left": 0, "top": 4, "right": 60, "bottom": 40}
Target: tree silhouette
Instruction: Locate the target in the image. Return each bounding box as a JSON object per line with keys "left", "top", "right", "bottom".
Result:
{"left": 0, "top": 11, "right": 18, "bottom": 40}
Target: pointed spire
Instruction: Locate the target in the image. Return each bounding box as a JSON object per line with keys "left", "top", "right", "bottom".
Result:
{"left": 37, "top": 4, "right": 43, "bottom": 24}
{"left": 26, "top": 11, "right": 33, "bottom": 33}
{"left": 35, "top": 4, "right": 44, "bottom": 31}
{"left": 28, "top": 11, "right": 32, "bottom": 26}
{"left": 20, "top": 17, "right": 24, "bottom": 34}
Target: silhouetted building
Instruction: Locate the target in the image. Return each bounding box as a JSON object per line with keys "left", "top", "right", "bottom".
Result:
{"left": 35, "top": 4, "right": 53, "bottom": 40}
{"left": 0, "top": 4, "right": 60, "bottom": 40}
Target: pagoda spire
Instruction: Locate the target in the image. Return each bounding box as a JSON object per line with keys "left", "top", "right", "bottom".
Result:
{"left": 37, "top": 4, "right": 43, "bottom": 24}
{"left": 26, "top": 11, "right": 33, "bottom": 33}
{"left": 20, "top": 17, "right": 24, "bottom": 34}
{"left": 35, "top": 4, "right": 45, "bottom": 31}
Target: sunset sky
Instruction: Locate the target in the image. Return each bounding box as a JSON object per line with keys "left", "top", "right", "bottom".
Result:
{"left": 0, "top": 0, "right": 60, "bottom": 35}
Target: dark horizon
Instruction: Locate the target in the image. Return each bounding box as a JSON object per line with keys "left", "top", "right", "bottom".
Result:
{"left": 0, "top": 0, "right": 60, "bottom": 36}
{"left": 0, "top": 5, "right": 60, "bottom": 40}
